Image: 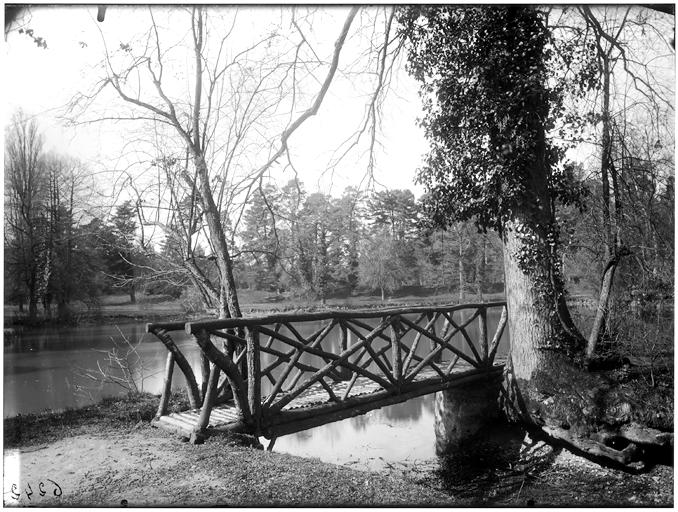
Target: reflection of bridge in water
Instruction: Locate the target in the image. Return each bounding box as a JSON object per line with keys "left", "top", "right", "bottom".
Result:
{"left": 147, "top": 302, "right": 508, "bottom": 443}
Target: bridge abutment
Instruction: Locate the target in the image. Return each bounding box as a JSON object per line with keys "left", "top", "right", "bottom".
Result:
{"left": 434, "top": 379, "right": 502, "bottom": 455}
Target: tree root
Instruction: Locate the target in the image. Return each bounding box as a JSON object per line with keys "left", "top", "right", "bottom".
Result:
{"left": 618, "top": 422, "right": 673, "bottom": 448}
{"left": 539, "top": 423, "right": 673, "bottom": 472}
{"left": 504, "top": 353, "right": 673, "bottom": 472}
{"left": 541, "top": 426, "right": 642, "bottom": 470}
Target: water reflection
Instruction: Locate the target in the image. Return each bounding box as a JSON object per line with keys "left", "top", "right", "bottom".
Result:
{"left": 270, "top": 395, "right": 438, "bottom": 472}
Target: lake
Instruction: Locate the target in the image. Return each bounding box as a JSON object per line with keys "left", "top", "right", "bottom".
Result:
{"left": 4, "top": 309, "right": 509, "bottom": 472}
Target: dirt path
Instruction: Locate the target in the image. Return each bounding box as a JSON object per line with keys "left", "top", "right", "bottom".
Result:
{"left": 3, "top": 424, "right": 460, "bottom": 507}
{"left": 5, "top": 428, "right": 191, "bottom": 507}
{"left": 4, "top": 420, "right": 673, "bottom": 507}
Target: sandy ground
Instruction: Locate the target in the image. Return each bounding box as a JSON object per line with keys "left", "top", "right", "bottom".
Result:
{"left": 4, "top": 420, "right": 673, "bottom": 508}
{"left": 3, "top": 424, "right": 459, "bottom": 507}
{"left": 4, "top": 427, "right": 190, "bottom": 507}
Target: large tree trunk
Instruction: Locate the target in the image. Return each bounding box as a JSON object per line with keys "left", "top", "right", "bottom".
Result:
{"left": 501, "top": 65, "right": 582, "bottom": 382}
{"left": 496, "top": 60, "right": 670, "bottom": 468}
{"left": 501, "top": 220, "right": 672, "bottom": 469}
{"left": 503, "top": 223, "right": 574, "bottom": 383}
{"left": 501, "top": 210, "right": 587, "bottom": 426}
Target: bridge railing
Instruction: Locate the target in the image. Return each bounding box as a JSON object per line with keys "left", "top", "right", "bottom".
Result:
{"left": 157, "top": 301, "right": 508, "bottom": 438}
{"left": 146, "top": 320, "right": 248, "bottom": 422}
{"left": 145, "top": 321, "right": 202, "bottom": 420}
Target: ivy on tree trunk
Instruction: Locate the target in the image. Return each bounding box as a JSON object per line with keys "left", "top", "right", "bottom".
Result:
{"left": 399, "top": 4, "right": 671, "bottom": 468}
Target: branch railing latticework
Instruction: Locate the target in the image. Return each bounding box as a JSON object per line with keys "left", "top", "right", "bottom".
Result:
{"left": 147, "top": 301, "right": 508, "bottom": 439}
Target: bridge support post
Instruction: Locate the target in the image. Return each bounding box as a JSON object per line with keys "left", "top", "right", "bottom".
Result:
{"left": 200, "top": 354, "right": 211, "bottom": 399}
{"left": 247, "top": 328, "right": 262, "bottom": 435}
{"left": 191, "top": 363, "right": 220, "bottom": 444}
{"left": 478, "top": 307, "right": 488, "bottom": 364}
{"left": 390, "top": 319, "right": 402, "bottom": 386}
{"left": 339, "top": 323, "right": 351, "bottom": 380}
{"left": 428, "top": 312, "right": 442, "bottom": 363}
{"left": 434, "top": 378, "right": 502, "bottom": 455}
{"left": 150, "top": 328, "right": 201, "bottom": 409}
{"left": 155, "top": 351, "right": 175, "bottom": 420}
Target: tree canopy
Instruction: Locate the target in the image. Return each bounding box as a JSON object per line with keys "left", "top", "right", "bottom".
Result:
{"left": 400, "top": 6, "right": 588, "bottom": 235}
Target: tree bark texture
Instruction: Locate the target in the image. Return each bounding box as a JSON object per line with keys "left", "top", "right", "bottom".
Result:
{"left": 502, "top": 220, "right": 573, "bottom": 380}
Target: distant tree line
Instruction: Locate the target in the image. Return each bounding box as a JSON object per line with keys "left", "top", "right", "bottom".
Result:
{"left": 232, "top": 179, "right": 505, "bottom": 302}
{"left": 4, "top": 112, "right": 141, "bottom": 323}
{"left": 6, "top": 114, "right": 672, "bottom": 326}
{"left": 3, "top": 111, "right": 506, "bottom": 324}
{"left": 5, "top": 108, "right": 673, "bottom": 326}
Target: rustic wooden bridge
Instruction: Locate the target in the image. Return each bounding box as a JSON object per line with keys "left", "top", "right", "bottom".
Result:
{"left": 146, "top": 301, "right": 508, "bottom": 443}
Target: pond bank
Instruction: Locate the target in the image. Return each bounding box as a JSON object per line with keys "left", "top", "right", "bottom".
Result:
{"left": 4, "top": 292, "right": 507, "bottom": 329}
{"left": 3, "top": 393, "right": 672, "bottom": 507}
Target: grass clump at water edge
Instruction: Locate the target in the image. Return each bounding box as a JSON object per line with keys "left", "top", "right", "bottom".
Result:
{"left": 3, "top": 391, "right": 190, "bottom": 448}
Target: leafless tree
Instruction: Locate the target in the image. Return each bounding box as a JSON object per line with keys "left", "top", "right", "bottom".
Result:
{"left": 550, "top": 6, "right": 674, "bottom": 361}
{"left": 66, "top": 6, "right": 379, "bottom": 319}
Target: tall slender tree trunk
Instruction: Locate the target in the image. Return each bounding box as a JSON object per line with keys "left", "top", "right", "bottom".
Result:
{"left": 57, "top": 299, "right": 70, "bottom": 322}
{"left": 585, "top": 47, "right": 628, "bottom": 362}
{"left": 28, "top": 277, "right": 38, "bottom": 324}
{"left": 600, "top": 53, "right": 613, "bottom": 263}
{"left": 186, "top": 9, "right": 241, "bottom": 320}
{"left": 458, "top": 232, "right": 464, "bottom": 303}
{"left": 476, "top": 236, "right": 486, "bottom": 301}
{"left": 587, "top": 262, "right": 617, "bottom": 358}
{"left": 194, "top": 157, "right": 242, "bottom": 319}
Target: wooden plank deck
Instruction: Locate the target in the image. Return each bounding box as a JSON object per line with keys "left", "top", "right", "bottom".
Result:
{"left": 152, "top": 358, "right": 506, "bottom": 439}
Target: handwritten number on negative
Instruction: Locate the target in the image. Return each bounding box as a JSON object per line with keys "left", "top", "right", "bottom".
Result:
{"left": 9, "top": 480, "right": 62, "bottom": 500}
{"left": 46, "top": 479, "right": 63, "bottom": 497}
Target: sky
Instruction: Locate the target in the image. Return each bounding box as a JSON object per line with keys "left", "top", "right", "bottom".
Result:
{"left": 3, "top": 5, "right": 430, "bottom": 212}
{"left": 4, "top": 4, "right": 674, "bottom": 218}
